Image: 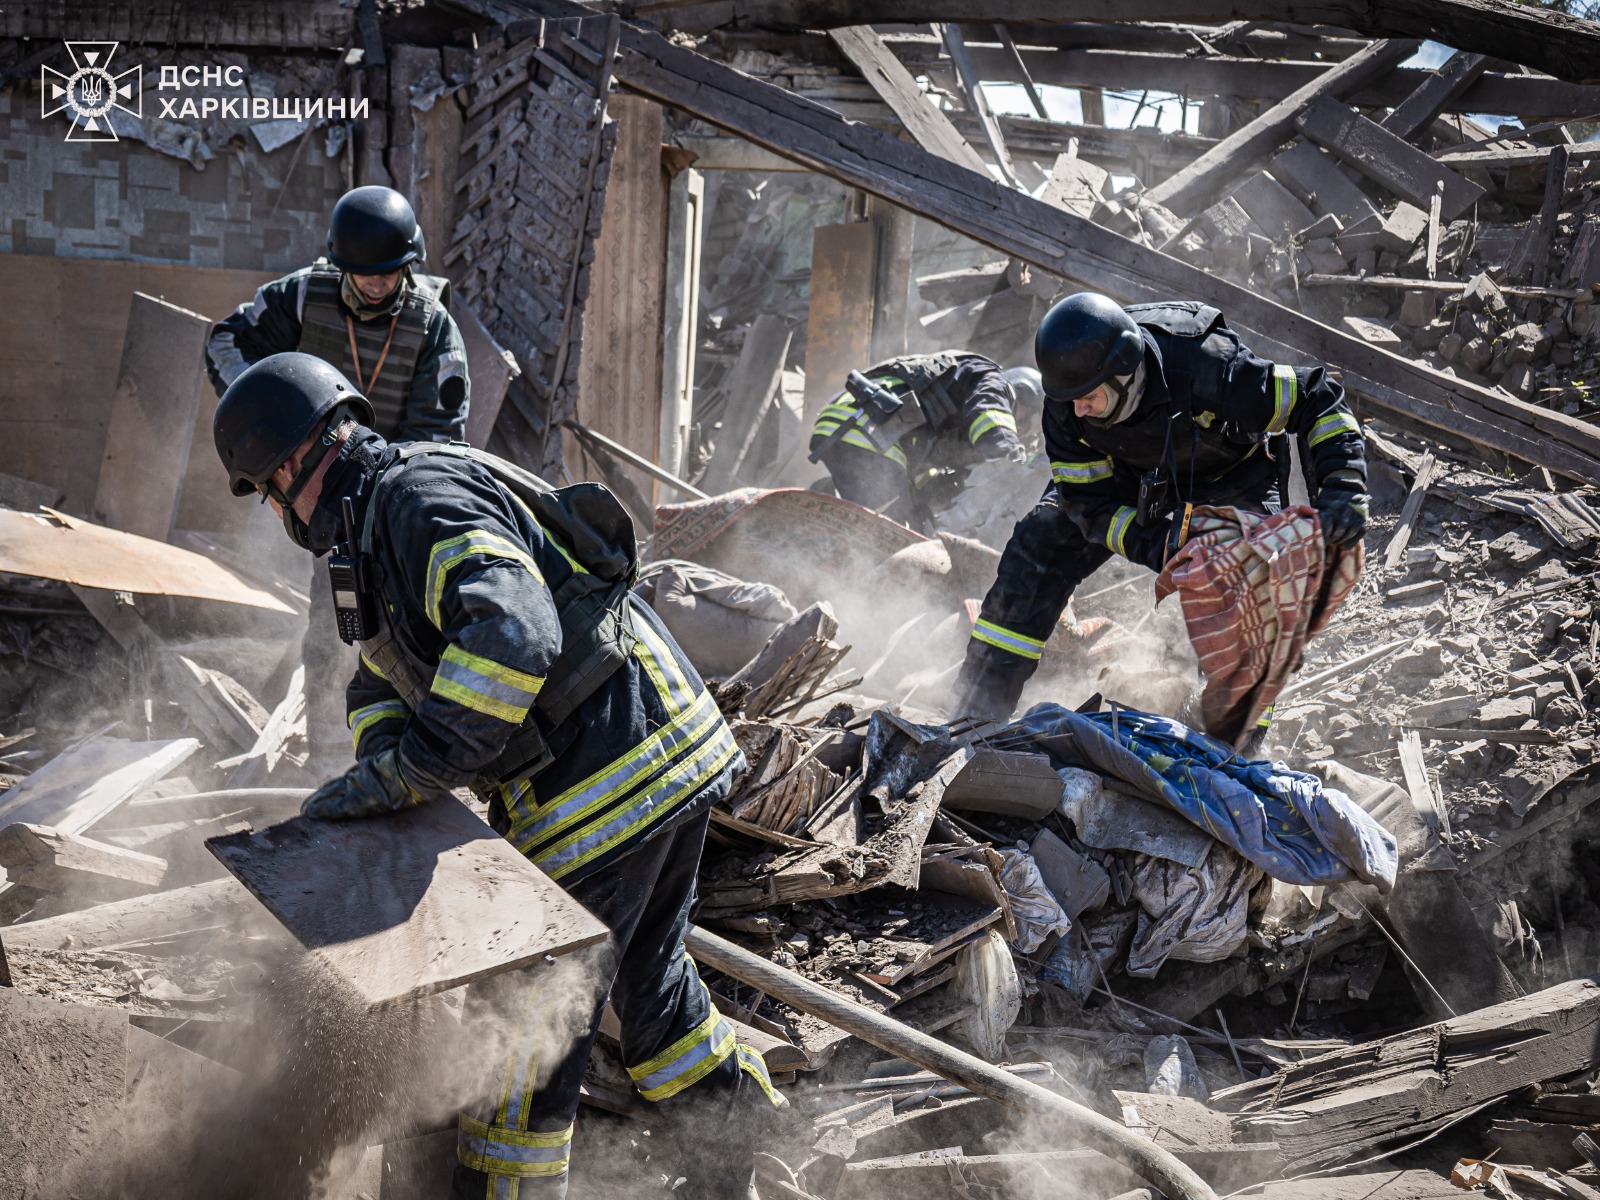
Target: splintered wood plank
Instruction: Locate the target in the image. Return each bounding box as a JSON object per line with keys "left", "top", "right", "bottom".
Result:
{"left": 1214, "top": 978, "right": 1600, "bottom": 1172}
{"left": 1294, "top": 96, "right": 1486, "bottom": 219}
{"left": 207, "top": 800, "right": 608, "bottom": 1007}
{"left": 0, "top": 736, "right": 198, "bottom": 836}
{"left": 93, "top": 293, "right": 211, "bottom": 542}
{"left": 701, "top": 313, "right": 793, "bottom": 493}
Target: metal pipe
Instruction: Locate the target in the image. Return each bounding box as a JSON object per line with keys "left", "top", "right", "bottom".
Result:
{"left": 561, "top": 420, "right": 709, "bottom": 499}
{"left": 684, "top": 925, "right": 1218, "bottom": 1200}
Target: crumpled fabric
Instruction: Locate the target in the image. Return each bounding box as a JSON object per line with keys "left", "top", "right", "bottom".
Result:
{"left": 1155, "top": 505, "right": 1363, "bottom": 746}
{"left": 633, "top": 559, "right": 798, "bottom": 677}
{"left": 997, "top": 847, "right": 1074, "bottom": 953}
{"left": 1013, "top": 705, "right": 1398, "bottom": 892}
{"left": 1127, "top": 844, "right": 1260, "bottom": 977}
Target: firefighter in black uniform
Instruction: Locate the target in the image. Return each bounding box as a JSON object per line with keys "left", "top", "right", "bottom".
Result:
{"left": 212, "top": 353, "right": 784, "bottom": 1199}
{"left": 205, "top": 185, "right": 472, "bottom": 771}
{"left": 808, "top": 352, "right": 1044, "bottom": 532}
{"left": 949, "top": 292, "right": 1369, "bottom": 722}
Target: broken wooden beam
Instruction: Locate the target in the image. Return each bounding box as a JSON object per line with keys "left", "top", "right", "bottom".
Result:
{"left": 2, "top": 876, "right": 273, "bottom": 953}
{"left": 828, "top": 25, "right": 987, "bottom": 174}
{"left": 592, "top": 12, "right": 1600, "bottom": 484}
{"left": 1145, "top": 39, "right": 1418, "bottom": 216}
{"left": 1379, "top": 51, "right": 1490, "bottom": 144}
{"left": 0, "top": 736, "right": 197, "bottom": 840}
{"left": 1294, "top": 96, "right": 1486, "bottom": 219}
{"left": 1213, "top": 975, "right": 1600, "bottom": 1171}
{"left": 0, "top": 823, "right": 167, "bottom": 896}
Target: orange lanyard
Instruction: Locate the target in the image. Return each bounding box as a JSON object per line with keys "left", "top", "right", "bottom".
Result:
{"left": 344, "top": 311, "right": 400, "bottom": 396}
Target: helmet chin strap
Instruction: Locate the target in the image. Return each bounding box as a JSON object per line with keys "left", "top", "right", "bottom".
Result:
{"left": 257, "top": 413, "right": 348, "bottom": 546}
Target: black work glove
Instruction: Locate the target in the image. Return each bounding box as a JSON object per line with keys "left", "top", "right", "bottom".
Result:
{"left": 1125, "top": 520, "right": 1175, "bottom": 573}
{"left": 1316, "top": 482, "right": 1369, "bottom": 547}
{"left": 302, "top": 747, "right": 447, "bottom": 820}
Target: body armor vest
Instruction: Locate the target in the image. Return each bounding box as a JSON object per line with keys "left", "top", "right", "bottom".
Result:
{"left": 297, "top": 261, "right": 448, "bottom": 437}
{"left": 355, "top": 443, "right": 639, "bottom": 790}
{"left": 1072, "top": 303, "right": 1278, "bottom": 491}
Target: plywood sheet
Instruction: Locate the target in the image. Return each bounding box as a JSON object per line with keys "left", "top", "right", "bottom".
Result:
{"left": 207, "top": 799, "right": 609, "bottom": 1007}
{"left": 0, "top": 507, "right": 294, "bottom": 610}
{"left": 94, "top": 293, "right": 211, "bottom": 541}
{"left": 0, "top": 253, "right": 274, "bottom": 514}
{"left": 802, "top": 222, "right": 877, "bottom": 420}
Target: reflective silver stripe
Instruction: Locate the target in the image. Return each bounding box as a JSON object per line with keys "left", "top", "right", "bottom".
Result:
{"left": 529, "top": 712, "right": 738, "bottom": 880}
{"left": 1106, "top": 506, "right": 1136, "bottom": 556}
{"left": 970, "top": 618, "right": 1045, "bottom": 661}
{"left": 1309, "top": 411, "right": 1360, "bottom": 446}
{"left": 1051, "top": 458, "right": 1113, "bottom": 485}
{"left": 1268, "top": 363, "right": 1297, "bottom": 434}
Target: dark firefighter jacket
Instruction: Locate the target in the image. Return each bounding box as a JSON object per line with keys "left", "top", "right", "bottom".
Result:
{"left": 1044, "top": 302, "right": 1365, "bottom": 560}
{"left": 318, "top": 430, "right": 739, "bottom": 885}
{"left": 205, "top": 261, "right": 469, "bottom": 444}
{"left": 809, "top": 352, "right": 1023, "bottom": 476}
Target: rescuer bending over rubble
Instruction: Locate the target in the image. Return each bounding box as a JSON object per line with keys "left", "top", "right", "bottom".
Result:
{"left": 950, "top": 292, "right": 1370, "bottom": 725}
{"left": 808, "top": 350, "right": 1044, "bottom": 533}
{"left": 211, "top": 352, "right": 785, "bottom": 1199}
{"left": 203, "top": 184, "right": 473, "bottom": 774}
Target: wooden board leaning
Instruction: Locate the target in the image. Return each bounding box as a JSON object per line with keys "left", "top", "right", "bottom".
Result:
{"left": 207, "top": 798, "right": 608, "bottom": 1007}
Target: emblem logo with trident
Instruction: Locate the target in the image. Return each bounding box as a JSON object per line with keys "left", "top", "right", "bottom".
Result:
{"left": 41, "top": 42, "right": 141, "bottom": 141}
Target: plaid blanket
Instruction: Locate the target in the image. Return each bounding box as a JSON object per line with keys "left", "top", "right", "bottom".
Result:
{"left": 1156, "top": 505, "right": 1363, "bottom": 747}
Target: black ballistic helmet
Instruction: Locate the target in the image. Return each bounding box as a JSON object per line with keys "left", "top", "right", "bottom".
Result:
{"left": 214, "top": 352, "right": 375, "bottom": 498}
{"left": 326, "top": 185, "right": 424, "bottom": 274}
{"left": 1034, "top": 293, "right": 1145, "bottom": 401}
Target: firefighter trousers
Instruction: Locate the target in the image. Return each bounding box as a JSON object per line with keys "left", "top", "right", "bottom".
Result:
{"left": 450, "top": 803, "right": 786, "bottom": 1200}
{"left": 952, "top": 475, "right": 1281, "bottom": 721}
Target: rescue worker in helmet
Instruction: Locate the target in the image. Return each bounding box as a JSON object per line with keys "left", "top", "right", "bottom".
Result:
{"left": 949, "top": 292, "right": 1369, "bottom": 722}
{"left": 204, "top": 185, "right": 472, "bottom": 772}
{"left": 212, "top": 352, "right": 785, "bottom": 1199}
{"left": 808, "top": 351, "right": 1044, "bottom": 533}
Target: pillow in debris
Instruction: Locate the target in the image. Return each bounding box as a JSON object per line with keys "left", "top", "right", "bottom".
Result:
{"left": 634, "top": 560, "right": 799, "bottom": 678}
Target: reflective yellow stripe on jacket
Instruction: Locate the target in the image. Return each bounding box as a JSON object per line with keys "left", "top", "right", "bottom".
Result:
{"left": 1051, "top": 458, "right": 1113, "bottom": 485}
{"left": 1267, "top": 363, "right": 1297, "bottom": 434}
{"left": 431, "top": 644, "right": 544, "bottom": 725}
{"left": 349, "top": 699, "right": 408, "bottom": 754}
{"left": 424, "top": 530, "right": 545, "bottom": 629}
{"left": 503, "top": 617, "right": 739, "bottom": 881}
{"left": 1106, "top": 505, "right": 1137, "bottom": 557}
{"left": 811, "top": 395, "right": 908, "bottom": 466}
{"left": 1309, "top": 411, "right": 1360, "bottom": 446}
{"left": 968, "top": 409, "right": 1017, "bottom": 444}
